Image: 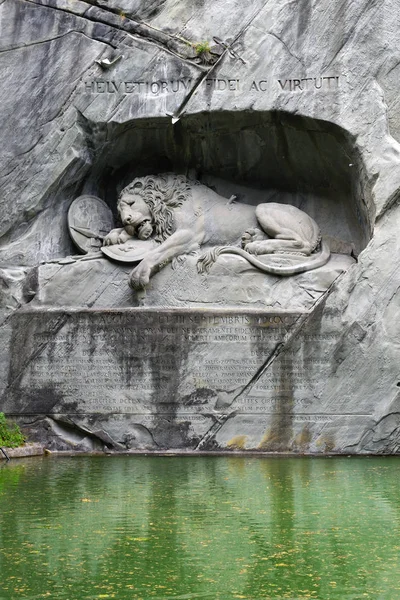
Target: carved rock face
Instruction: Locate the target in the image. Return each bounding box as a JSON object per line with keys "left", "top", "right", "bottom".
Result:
{"left": 2, "top": 0, "right": 400, "bottom": 455}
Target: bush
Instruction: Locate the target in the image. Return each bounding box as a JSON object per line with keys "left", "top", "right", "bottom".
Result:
{"left": 0, "top": 413, "right": 25, "bottom": 448}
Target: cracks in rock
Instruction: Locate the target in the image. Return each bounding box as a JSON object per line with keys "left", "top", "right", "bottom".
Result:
{"left": 0, "top": 29, "right": 114, "bottom": 54}
{"left": 39, "top": 60, "right": 98, "bottom": 128}
{"left": 263, "top": 30, "right": 306, "bottom": 67}
{"left": 369, "top": 411, "right": 400, "bottom": 434}
{"left": 168, "top": 0, "right": 272, "bottom": 123}
{"left": 49, "top": 415, "right": 124, "bottom": 449}
{"left": 385, "top": 283, "right": 400, "bottom": 308}
{"left": 343, "top": 254, "right": 400, "bottom": 340}
{"left": 17, "top": 0, "right": 208, "bottom": 152}
{"left": 0, "top": 136, "right": 46, "bottom": 188}
{"left": 385, "top": 60, "right": 400, "bottom": 77}
{"left": 101, "top": 48, "right": 164, "bottom": 121}
{"left": 24, "top": 0, "right": 205, "bottom": 67}
{"left": 0, "top": 56, "right": 109, "bottom": 243}
{"left": 72, "top": 28, "right": 118, "bottom": 49}
{"left": 3, "top": 313, "right": 70, "bottom": 393}
{"left": 0, "top": 162, "right": 23, "bottom": 182}
{"left": 82, "top": 0, "right": 166, "bottom": 25}
{"left": 348, "top": 411, "right": 400, "bottom": 453}
{"left": 121, "top": 423, "right": 160, "bottom": 450}
{"left": 0, "top": 34, "right": 113, "bottom": 241}
{"left": 20, "top": 416, "right": 46, "bottom": 427}
{"left": 323, "top": 0, "right": 381, "bottom": 71}
{"left": 375, "top": 179, "right": 400, "bottom": 221}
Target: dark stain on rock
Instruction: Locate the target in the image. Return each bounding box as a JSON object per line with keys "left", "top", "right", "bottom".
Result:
{"left": 147, "top": 312, "right": 196, "bottom": 449}
{"left": 264, "top": 353, "right": 295, "bottom": 451}
{"left": 151, "top": 419, "right": 193, "bottom": 449}
{"left": 181, "top": 388, "right": 217, "bottom": 405}
{"left": 80, "top": 310, "right": 204, "bottom": 450}
{"left": 122, "top": 423, "right": 158, "bottom": 450}
{"left": 252, "top": 315, "right": 297, "bottom": 452}
{"left": 22, "top": 267, "right": 39, "bottom": 304}
{"left": 332, "top": 321, "right": 367, "bottom": 372}
{"left": 16, "top": 387, "right": 66, "bottom": 416}
{"left": 293, "top": 424, "right": 312, "bottom": 452}
{"left": 296, "top": 0, "right": 312, "bottom": 38}
{"left": 3, "top": 311, "right": 69, "bottom": 413}
{"left": 318, "top": 432, "right": 336, "bottom": 453}
{"left": 202, "top": 438, "right": 222, "bottom": 452}
{"left": 60, "top": 401, "right": 80, "bottom": 413}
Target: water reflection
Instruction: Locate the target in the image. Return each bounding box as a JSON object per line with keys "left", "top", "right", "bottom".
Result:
{"left": 0, "top": 456, "right": 400, "bottom": 599}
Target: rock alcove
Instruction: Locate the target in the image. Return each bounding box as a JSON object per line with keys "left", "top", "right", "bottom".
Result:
{"left": 30, "top": 109, "right": 373, "bottom": 310}
{"left": 84, "top": 110, "right": 372, "bottom": 257}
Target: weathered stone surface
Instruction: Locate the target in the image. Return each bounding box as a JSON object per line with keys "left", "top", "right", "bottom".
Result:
{"left": 0, "top": 308, "right": 341, "bottom": 451}
{"left": 33, "top": 253, "right": 355, "bottom": 310}
{"left": 0, "top": 443, "right": 44, "bottom": 460}
{"left": 3, "top": 298, "right": 398, "bottom": 454}
{"left": 1, "top": 0, "right": 400, "bottom": 453}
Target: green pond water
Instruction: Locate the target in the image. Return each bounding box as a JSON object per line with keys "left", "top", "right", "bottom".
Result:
{"left": 1, "top": 456, "right": 400, "bottom": 600}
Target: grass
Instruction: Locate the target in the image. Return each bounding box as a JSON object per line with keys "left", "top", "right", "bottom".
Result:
{"left": 194, "top": 40, "right": 211, "bottom": 56}
{"left": 0, "top": 413, "right": 25, "bottom": 448}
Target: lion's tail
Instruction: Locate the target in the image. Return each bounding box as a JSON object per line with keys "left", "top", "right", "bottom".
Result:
{"left": 197, "top": 247, "right": 225, "bottom": 274}
{"left": 197, "top": 240, "right": 331, "bottom": 276}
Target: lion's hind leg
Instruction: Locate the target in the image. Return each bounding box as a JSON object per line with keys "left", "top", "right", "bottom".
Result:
{"left": 254, "top": 203, "right": 316, "bottom": 256}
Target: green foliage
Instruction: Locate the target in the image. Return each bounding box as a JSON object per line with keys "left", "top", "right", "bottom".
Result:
{"left": 0, "top": 413, "right": 25, "bottom": 448}
{"left": 194, "top": 40, "right": 211, "bottom": 56}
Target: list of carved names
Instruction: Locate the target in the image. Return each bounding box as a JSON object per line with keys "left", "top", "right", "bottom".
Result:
{"left": 22, "top": 312, "right": 339, "bottom": 416}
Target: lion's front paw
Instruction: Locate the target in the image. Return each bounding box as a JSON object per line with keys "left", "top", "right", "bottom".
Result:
{"left": 129, "top": 260, "right": 152, "bottom": 290}
{"left": 118, "top": 229, "right": 134, "bottom": 244}
{"left": 103, "top": 229, "right": 123, "bottom": 246}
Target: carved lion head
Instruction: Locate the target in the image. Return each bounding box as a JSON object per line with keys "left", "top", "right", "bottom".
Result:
{"left": 118, "top": 174, "right": 192, "bottom": 242}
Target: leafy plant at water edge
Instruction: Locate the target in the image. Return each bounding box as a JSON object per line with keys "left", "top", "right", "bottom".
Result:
{"left": 0, "top": 413, "right": 25, "bottom": 448}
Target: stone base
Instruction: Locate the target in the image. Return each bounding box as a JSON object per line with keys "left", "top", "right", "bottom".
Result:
{"left": 11, "top": 412, "right": 378, "bottom": 455}
{"left": 34, "top": 252, "right": 355, "bottom": 310}
{"left": 2, "top": 305, "right": 395, "bottom": 454}
{"left": 0, "top": 443, "right": 44, "bottom": 459}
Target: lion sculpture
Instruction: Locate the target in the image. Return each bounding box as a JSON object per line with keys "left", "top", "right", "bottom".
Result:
{"left": 103, "top": 173, "right": 330, "bottom": 289}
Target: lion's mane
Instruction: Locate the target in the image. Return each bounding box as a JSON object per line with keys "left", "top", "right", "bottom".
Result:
{"left": 118, "top": 173, "right": 193, "bottom": 242}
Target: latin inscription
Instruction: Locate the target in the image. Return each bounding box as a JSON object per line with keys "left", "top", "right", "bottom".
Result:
{"left": 84, "top": 78, "right": 194, "bottom": 95}
{"left": 8, "top": 310, "right": 342, "bottom": 421}
{"left": 84, "top": 78, "right": 240, "bottom": 95}
{"left": 277, "top": 76, "right": 340, "bottom": 92}
{"left": 83, "top": 76, "right": 340, "bottom": 95}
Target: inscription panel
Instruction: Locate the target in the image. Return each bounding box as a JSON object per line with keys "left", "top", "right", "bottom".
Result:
{"left": 5, "top": 309, "right": 344, "bottom": 423}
